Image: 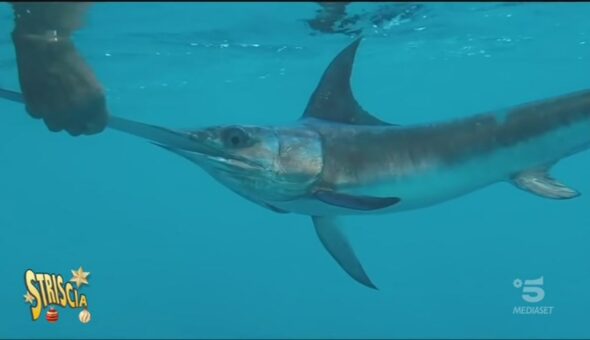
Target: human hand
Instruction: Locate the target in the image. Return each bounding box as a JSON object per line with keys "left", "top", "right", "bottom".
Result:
{"left": 12, "top": 32, "right": 109, "bottom": 136}
{"left": 11, "top": 3, "right": 108, "bottom": 136}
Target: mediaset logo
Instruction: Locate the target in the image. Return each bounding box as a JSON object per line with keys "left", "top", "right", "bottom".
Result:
{"left": 512, "top": 276, "right": 555, "bottom": 315}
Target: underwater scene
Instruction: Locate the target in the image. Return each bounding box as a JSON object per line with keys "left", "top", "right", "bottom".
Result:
{"left": 1, "top": 2, "right": 590, "bottom": 339}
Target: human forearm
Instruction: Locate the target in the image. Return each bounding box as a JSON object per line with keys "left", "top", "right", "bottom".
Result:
{"left": 11, "top": 2, "right": 92, "bottom": 37}
{"left": 9, "top": 2, "right": 108, "bottom": 136}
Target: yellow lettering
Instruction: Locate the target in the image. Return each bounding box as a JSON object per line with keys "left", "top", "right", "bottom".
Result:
{"left": 35, "top": 273, "right": 48, "bottom": 308}
{"left": 79, "top": 295, "right": 87, "bottom": 308}
{"left": 25, "top": 270, "right": 42, "bottom": 321}
{"left": 51, "top": 274, "right": 59, "bottom": 305}
{"left": 66, "top": 283, "right": 77, "bottom": 308}
{"left": 44, "top": 274, "right": 56, "bottom": 305}
{"left": 57, "top": 275, "right": 67, "bottom": 307}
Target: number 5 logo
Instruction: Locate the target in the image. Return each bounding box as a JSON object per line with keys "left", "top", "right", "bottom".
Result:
{"left": 513, "top": 276, "right": 545, "bottom": 303}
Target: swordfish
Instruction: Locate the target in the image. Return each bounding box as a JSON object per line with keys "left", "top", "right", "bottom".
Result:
{"left": 1, "top": 37, "right": 589, "bottom": 289}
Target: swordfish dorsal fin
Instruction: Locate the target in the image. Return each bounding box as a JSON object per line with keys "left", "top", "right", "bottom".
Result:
{"left": 301, "top": 37, "right": 394, "bottom": 126}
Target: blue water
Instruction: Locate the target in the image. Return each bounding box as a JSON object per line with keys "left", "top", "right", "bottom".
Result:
{"left": 1, "top": 2, "right": 590, "bottom": 338}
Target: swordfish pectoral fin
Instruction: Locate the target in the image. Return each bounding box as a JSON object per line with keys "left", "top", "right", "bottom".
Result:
{"left": 312, "top": 216, "right": 378, "bottom": 289}
{"left": 512, "top": 168, "right": 581, "bottom": 200}
{"left": 314, "top": 190, "right": 401, "bottom": 211}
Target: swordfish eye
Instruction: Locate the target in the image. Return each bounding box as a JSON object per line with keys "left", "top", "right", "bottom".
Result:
{"left": 221, "top": 127, "right": 251, "bottom": 148}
